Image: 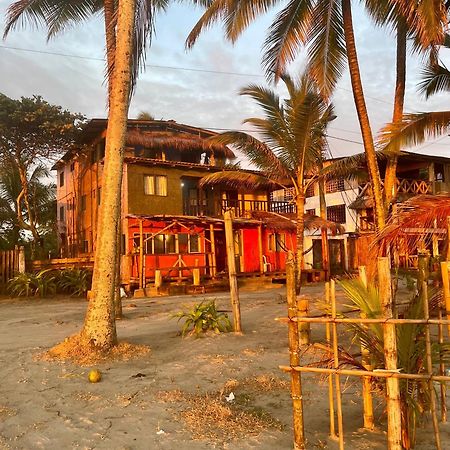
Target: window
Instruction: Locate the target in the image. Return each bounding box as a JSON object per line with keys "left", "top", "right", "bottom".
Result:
{"left": 81, "top": 195, "right": 87, "bottom": 212}
{"left": 134, "top": 233, "right": 200, "bottom": 254}
{"left": 305, "top": 183, "right": 315, "bottom": 197}
{"left": 59, "top": 206, "right": 65, "bottom": 222}
{"left": 59, "top": 171, "right": 64, "bottom": 187}
{"left": 306, "top": 208, "right": 316, "bottom": 216}
{"left": 326, "top": 179, "right": 345, "bottom": 193}
{"left": 327, "top": 204, "right": 346, "bottom": 224}
{"left": 144, "top": 175, "right": 167, "bottom": 196}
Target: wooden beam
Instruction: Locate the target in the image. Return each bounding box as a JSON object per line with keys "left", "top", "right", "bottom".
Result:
{"left": 224, "top": 210, "right": 242, "bottom": 333}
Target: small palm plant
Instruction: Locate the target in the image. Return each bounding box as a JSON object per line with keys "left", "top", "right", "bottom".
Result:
{"left": 323, "top": 279, "right": 449, "bottom": 449}
{"left": 172, "top": 300, "right": 232, "bottom": 337}
{"left": 58, "top": 268, "right": 92, "bottom": 297}
{"left": 8, "top": 269, "right": 56, "bottom": 298}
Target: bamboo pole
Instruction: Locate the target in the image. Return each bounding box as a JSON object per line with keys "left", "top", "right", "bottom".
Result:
{"left": 139, "top": 219, "right": 144, "bottom": 289}
{"left": 258, "top": 224, "right": 264, "bottom": 274}
{"left": 154, "top": 269, "right": 162, "bottom": 289}
{"left": 378, "top": 257, "right": 402, "bottom": 450}
{"left": 210, "top": 224, "right": 217, "bottom": 278}
{"left": 330, "top": 279, "right": 344, "bottom": 450}
{"left": 438, "top": 308, "right": 447, "bottom": 423}
{"left": 286, "top": 255, "right": 305, "bottom": 450}
{"left": 440, "top": 261, "right": 450, "bottom": 336}
{"left": 224, "top": 210, "right": 242, "bottom": 333}
{"left": 358, "top": 266, "right": 374, "bottom": 430}
{"left": 422, "top": 281, "right": 442, "bottom": 450}
{"left": 276, "top": 316, "right": 450, "bottom": 325}
{"left": 325, "top": 282, "right": 337, "bottom": 439}
{"left": 297, "top": 296, "right": 310, "bottom": 346}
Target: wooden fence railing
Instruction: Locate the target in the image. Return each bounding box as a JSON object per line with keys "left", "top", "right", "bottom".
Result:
{"left": 0, "top": 247, "right": 25, "bottom": 285}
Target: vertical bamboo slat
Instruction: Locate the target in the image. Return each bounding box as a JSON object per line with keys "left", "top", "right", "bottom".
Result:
{"left": 438, "top": 308, "right": 447, "bottom": 423}
{"left": 325, "top": 282, "right": 337, "bottom": 439}
{"left": 331, "top": 279, "right": 344, "bottom": 450}
{"left": 422, "top": 281, "right": 442, "bottom": 450}
{"left": 378, "top": 257, "right": 402, "bottom": 450}
{"left": 224, "top": 210, "right": 242, "bottom": 333}
{"left": 440, "top": 261, "right": 450, "bottom": 336}
{"left": 358, "top": 266, "right": 374, "bottom": 430}
{"left": 286, "top": 256, "right": 305, "bottom": 450}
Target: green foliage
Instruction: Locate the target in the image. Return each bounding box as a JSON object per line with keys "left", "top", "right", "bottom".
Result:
{"left": 8, "top": 269, "right": 56, "bottom": 298}
{"left": 57, "top": 268, "right": 92, "bottom": 297}
{"left": 172, "top": 300, "right": 232, "bottom": 337}
{"left": 337, "top": 279, "right": 450, "bottom": 448}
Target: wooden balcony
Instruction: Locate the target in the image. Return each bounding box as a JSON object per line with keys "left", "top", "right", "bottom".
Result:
{"left": 396, "top": 179, "right": 432, "bottom": 194}
{"left": 220, "top": 199, "right": 296, "bottom": 217}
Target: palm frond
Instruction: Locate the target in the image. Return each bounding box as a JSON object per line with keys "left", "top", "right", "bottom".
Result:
{"left": 377, "top": 111, "right": 450, "bottom": 151}
{"left": 198, "top": 170, "right": 282, "bottom": 191}
{"left": 306, "top": 0, "right": 346, "bottom": 98}
{"left": 261, "top": 0, "right": 313, "bottom": 80}
{"left": 417, "top": 62, "right": 450, "bottom": 99}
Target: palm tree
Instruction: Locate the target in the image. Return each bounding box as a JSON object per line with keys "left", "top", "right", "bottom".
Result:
{"left": 187, "top": 0, "right": 448, "bottom": 232}
{"left": 199, "top": 73, "right": 335, "bottom": 289}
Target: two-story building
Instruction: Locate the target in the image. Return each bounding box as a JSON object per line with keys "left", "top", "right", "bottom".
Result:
{"left": 55, "top": 118, "right": 339, "bottom": 288}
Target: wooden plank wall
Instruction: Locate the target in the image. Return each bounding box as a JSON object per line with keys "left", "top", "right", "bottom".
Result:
{"left": 0, "top": 248, "right": 19, "bottom": 285}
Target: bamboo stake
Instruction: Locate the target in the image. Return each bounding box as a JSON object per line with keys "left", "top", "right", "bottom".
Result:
{"left": 422, "top": 281, "right": 442, "bottom": 450}
{"left": 331, "top": 279, "right": 344, "bottom": 450}
{"left": 378, "top": 257, "right": 402, "bottom": 450}
{"left": 440, "top": 261, "right": 450, "bottom": 336}
{"left": 224, "top": 210, "right": 242, "bottom": 333}
{"left": 297, "top": 296, "right": 310, "bottom": 346}
{"left": 358, "top": 266, "right": 374, "bottom": 430}
{"left": 325, "top": 282, "right": 337, "bottom": 439}
{"left": 438, "top": 308, "right": 447, "bottom": 423}
{"left": 286, "top": 255, "right": 305, "bottom": 449}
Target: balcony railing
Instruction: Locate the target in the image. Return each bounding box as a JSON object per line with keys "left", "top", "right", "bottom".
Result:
{"left": 396, "top": 179, "right": 432, "bottom": 194}
{"left": 221, "top": 199, "right": 296, "bottom": 217}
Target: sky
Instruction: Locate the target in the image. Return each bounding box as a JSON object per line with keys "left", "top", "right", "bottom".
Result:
{"left": 1, "top": 1, "right": 450, "bottom": 162}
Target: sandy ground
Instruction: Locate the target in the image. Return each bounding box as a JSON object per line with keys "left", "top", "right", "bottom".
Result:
{"left": 0, "top": 284, "right": 449, "bottom": 450}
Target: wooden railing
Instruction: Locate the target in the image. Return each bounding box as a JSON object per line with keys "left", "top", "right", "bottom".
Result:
{"left": 396, "top": 179, "right": 432, "bottom": 194}
{"left": 221, "top": 199, "right": 296, "bottom": 217}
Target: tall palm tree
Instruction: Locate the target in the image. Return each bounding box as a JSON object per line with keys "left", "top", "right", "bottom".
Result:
{"left": 186, "top": 0, "right": 447, "bottom": 232}
{"left": 199, "top": 73, "right": 335, "bottom": 288}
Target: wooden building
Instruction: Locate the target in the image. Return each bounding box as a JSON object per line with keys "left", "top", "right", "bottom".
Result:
{"left": 55, "top": 119, "right": 336, "bottom": 288}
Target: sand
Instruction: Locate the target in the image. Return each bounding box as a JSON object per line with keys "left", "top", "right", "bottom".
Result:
{"left": 0, "top": 284, "right": 449, "bottom": 449}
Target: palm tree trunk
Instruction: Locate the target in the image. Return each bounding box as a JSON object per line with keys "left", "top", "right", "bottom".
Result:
{"left": 341, "top": 0, "right": 385, "bottom": 231}
{"left": 384, "top": 20, "right": 407, "bottom": 207}
{"left": 81, "top": 0, "right": 135, "bottom": 350}
{"left": 104, "top": 0, "right": 117, "bottom": 100}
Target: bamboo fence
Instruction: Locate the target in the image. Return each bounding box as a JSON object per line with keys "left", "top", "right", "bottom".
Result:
{"left": 280, "top": 256, "right": 450, "bottom": 450}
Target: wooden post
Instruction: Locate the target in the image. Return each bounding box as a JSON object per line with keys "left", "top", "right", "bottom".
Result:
{"left": 331, "top": 279, "right": 344, "bottom": 450}
{"left": 193, "top": 258, "right": 200, "bottom": 286}
{"left": 378, "top": 257, "right": 402, "bottom": 450}
{"left": 297, "top": 296, "right": 310, "bottom": 346}
{"left": 224, "top": 210, "right": 242, "bottom": 333}
{"left": 18, "top": 246, "right": 25, "bottom": 274}
{"left": 438, "top": 308, "right": 447, "bottom": 423}
{"left": 422, "top": 281, "right": 442, "bottom": 450}
{"left": 210, "top": 224, "right": 217, "bottom": 278}
{"left": 286, "top": 254, "right": 305, "bottom": 449}
{"left": 258, "top": 224, "right": 264, "bottom": 274}
{"left": 440, "top": 261, "right": 450, "bottom": 336}
{"left": 154, "top": 269, "right": 162, "bottom": 289}
{"left": 358, "top": 266, "right": 374, "bottom": 430}
{"left": 139, "top": 219, "right": 144, "bottom": 289}
{"left": 325, "top": 282, "right": 337, "bottom": 439}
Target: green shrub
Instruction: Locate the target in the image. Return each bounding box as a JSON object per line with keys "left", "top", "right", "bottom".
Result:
{"left": 8, "top": 269, "right": 56, "bottom": 298}
{"left": 57, "top": 268, "right": 92, "bottom": 297}
{"left": 172, "top": 300, "right": 232, "bottom": 337}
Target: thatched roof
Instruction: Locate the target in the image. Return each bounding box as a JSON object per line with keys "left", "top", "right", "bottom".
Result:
{"left": 349, "top": 196, "right": 374, "bottom": 210}
{"left": 199, "top": 170, "right": 282, "bottom": 191}
{"left": 375, "top": 194, "right": 450, "bottom": 256}
{"left": 249, "top": 211, "right": 345, "bottom": 234}
{"left": 125, "top": 129, "right": 235, "bottom": 159}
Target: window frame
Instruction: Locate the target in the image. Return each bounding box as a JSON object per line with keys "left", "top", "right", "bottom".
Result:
{"left": 143, "top": 174, "right": 168, "bottom": 197}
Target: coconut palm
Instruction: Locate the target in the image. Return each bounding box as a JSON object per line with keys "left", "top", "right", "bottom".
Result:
{"left": 199, "top": 73, "right": 335, "bottom": 289}
{"left": 187, "top": 0, "right": 447, "bottom": 232}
